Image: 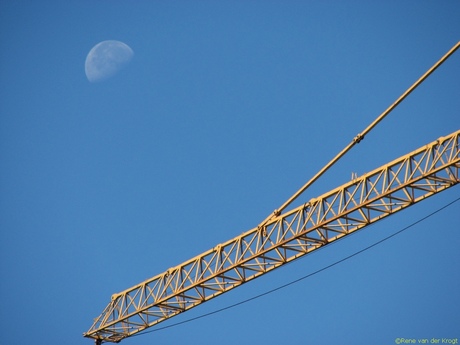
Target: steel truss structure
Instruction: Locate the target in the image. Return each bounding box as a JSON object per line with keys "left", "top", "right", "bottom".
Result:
{"left": 85, "top": 129, "right": 460, "bottom": 343}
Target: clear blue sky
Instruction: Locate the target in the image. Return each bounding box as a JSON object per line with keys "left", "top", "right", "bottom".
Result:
{"left": 1, "top": 2, "right": 459, "bottom": 345}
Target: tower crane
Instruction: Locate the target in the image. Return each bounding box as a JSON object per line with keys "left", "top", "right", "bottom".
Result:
{"left": 84, "top": 42, "right": 460, "bottom": 344}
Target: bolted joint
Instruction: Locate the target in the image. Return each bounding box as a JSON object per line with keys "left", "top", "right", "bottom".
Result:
{"left": 353, "top": 133, "right": 364, "bottom": 143}
{"left": 257, "top": 226, "right": 267, "bottom": 237}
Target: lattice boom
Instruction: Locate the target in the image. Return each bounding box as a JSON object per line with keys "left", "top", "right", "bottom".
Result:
{"left": 85, "top": 129, "right": 460, "bottom": 343}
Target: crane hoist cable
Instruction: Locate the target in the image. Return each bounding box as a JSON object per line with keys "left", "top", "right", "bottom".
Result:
{"left": 131, "top": 195, "right": 460, "bottom": 338}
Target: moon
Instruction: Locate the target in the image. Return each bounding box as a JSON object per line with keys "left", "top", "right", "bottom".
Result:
{"left": 85, "top": 40, "right": 134, "bottom": 83}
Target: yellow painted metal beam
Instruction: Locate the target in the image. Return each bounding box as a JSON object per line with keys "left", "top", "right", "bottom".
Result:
{"left": 258, "top": 41, "right": 460, "bottom": 228}
{"left": 84, "top": 129, "right": 460, "bottom": 343}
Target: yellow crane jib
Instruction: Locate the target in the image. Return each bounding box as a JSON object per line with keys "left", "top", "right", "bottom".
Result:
{"left": 84, "top": 129, "right": 460, "bottom": 343}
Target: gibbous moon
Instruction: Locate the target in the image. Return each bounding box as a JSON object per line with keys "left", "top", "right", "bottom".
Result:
{"left": 85, "top": 40, "right": 134, "bottom": 83}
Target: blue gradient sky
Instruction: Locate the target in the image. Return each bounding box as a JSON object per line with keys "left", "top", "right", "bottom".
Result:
{"left": 1, "top": 2, "right": 459, "bottom": 345}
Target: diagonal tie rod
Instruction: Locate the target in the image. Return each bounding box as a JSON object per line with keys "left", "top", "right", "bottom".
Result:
{"left": 258, "top": 41, "right": 460, "bottom": 228}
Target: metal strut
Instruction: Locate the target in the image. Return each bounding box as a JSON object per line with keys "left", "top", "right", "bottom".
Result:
{"left": 257, "top": 40, "right": 460, "bottom": 228}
